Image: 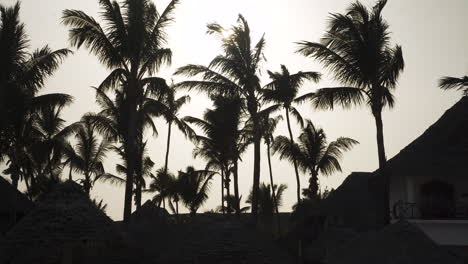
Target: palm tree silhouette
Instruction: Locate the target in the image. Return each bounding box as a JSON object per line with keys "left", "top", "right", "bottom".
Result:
{"left": 63, "top": 115, "right": 111, "bottom": 194}
{"left": 262, "top": 65, "right": 321, "bottom": 203}
{"left": 0, "top": 2, "right": 71, "bottom": 189}
{"left": 185, "top": 96, "right": 244, "bottom": 216}
{"left": 100, "top": 144, "right": 156, "bottom": 209}
{"left": 439, "top": 75, "right": 468, "bottom": 95}
{"left": 62, "top": 0, "right": 179, "bottom": 223}
{"left": 175, "top": 15, "right": 266, "bottom": 221}
{"left": 296, "top": 0, "right": 404, "bottom": 224}
{"left": 246, "top": 183, "right": 287, "bottom": 228}
{"left": 178, "top": 166, "right": 215, "bottom": 215}
{"left": 273, "top": 120, "right": 358, "bottom": 199}
{"left": 160, "top": 84, "right": 195, "bottom": 176}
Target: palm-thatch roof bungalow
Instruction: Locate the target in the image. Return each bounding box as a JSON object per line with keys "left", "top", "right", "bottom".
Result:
{"left": 1, "top": 181, "right": 133, "bottom": 264}
{"left": 324, "top": 97, "right": 468, "bottom": 246}
{"left": 0, "top": 176, "right": 34, "bottom": 235}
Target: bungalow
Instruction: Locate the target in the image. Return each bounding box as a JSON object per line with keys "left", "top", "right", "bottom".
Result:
{"left": 324, "top": 96, "right": 468, "bottom": 246}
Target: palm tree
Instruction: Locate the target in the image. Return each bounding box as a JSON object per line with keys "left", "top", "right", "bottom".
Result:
{"left": 273, "top": 120, "right": 358, "bottom": 200}
{"left": 62, "top": 0, "right": 179, "bottom": 223}
{"left": 296, "top": 0, "right": 404, "bottom": 225}
{"left": 439, "top": 75, "right": 468, "bottom": 95}
{"left": 246, "top": 183, "right": 287, "bottom": 222}
{"left": 178, "top": 166, "right": 215, "bottom": 215}
{"left": 0, "top": 2, "right": 71, "bottom": 189}
{"left": 160, "top": 84, "right": 195, "bottom": 176}
{"left": 175, "top": 15, "right": 266, "bottom": 221}
{"left": 64, "top": 115, "right": 111, "bottom": 195}
{"left": 259, "top": 115, "right": 283, "bottom": 231}
{"left": 185, "top": 96, "right": 244, "bottom": 216}
{"left": 31, "top": 98, "right": 77, "bottom": 181}
{"left": 262, "top": 65, "right": 321, "bottom": 203}
{"left": 88, "top": 84, "right": 165, "bottom": 212}
{"left": 146, "top": 168, "right": 175, "bottom": 209}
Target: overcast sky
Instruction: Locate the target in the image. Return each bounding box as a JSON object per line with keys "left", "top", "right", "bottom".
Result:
{"left": 3, "top": 0, "right": 467, "bottom": 220}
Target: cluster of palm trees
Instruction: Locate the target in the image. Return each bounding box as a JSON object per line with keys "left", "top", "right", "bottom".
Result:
{"left": 6, "top": 0, "right": 464, "bottom": 227}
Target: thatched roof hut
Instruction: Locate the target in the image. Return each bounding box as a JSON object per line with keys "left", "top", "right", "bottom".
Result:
{"left": 157, "top": 214, "right": 293, "bottom": 264}
{"left": 1, "top": 181, "right": 132, "bottom": 264}
{"left": 327, "top": 220, "right": 462, "bottom": 264}
{"left": 0, "top": 176, "right": 34, "bottom": 234}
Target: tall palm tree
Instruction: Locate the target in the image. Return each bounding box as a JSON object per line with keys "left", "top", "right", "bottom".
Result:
{"left": 178, "top": 166, "right": 215, "bottom": 215}
{"left": 273, "top": 120, "right": 358, "bottom": 199}
{"left": 160, "top": 84, "right": 195, "bottom": 176}
{"left": 185, "top": 96, "right": 244, "bottom": 216}
{"left": 262, "top": 65, "right": 321, "bottom": 203}
{"left": 64, "top": 115, "right": 111, "bottom": 195}
{"left": 439, "top": 75, "right": 468, "bottom": 95}
{"left": 296, "top": 0, "right": 404, "bottom": 224}
{"left": 259, "top": 115, "right": 283, "bottom": 231}
{"left": 0, "top": 2, "right": 71, "bottom": 189}
{"left": 62, "top": 0, "right": 179, "bottom": 223}
{"left": 175, "top": 15, "right": 266, "bottom": 221}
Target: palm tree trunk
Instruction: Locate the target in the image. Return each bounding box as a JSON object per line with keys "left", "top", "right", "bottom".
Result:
{"left": 68, "top": 162, "right": 73, "bottom": 181}
{"left": 267, "top": 141, "right": 281, "bottom": 235}
{"left": 309, "top": 171, "right": 319, "bottom": 200}
{"left": 123, "top": 77, "right": 138, "bottom": 225}
{"left": 373, "top": 110, "right": 389, "bottom": 226}
{"left": 164, "top": 121, "right": 172, "bottom": 174}
{"left": 84, "top": 173, "right": 91, "bottom": 195}
{"left": 221, "top": 170, "right": 225, "bottom": 214}
{"left": 225, "top": 169, "right": 231, "bottom": 214}
{"left": 251, "top": 113, "right": 261, "bottom": 223}
{"left": 233, "top": 160, "right": 240, "bottom": 218}
{"left": 285, "top": 108, "right": 301, "bottom": 204}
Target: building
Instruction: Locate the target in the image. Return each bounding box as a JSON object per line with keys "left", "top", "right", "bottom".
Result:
{"left": 324, "top": 97, "right": 468, "bottom": 246}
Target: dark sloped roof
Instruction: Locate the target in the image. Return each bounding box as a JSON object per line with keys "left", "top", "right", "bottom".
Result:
{"left": 322, "top": 172, "right": 383, "bottom": 231}
{"left": 2, "top": 181, "right": 129, "bottom": 264}
{"left": 327, "top": 220, "right": 462, "bottom": 264}
{"left": 157, "top": 214, "right": 293, "bottom": 264}
{"left": 385, "top": 96, "right": 468, "bottom": 176}
{"left": 0, "top": 176, "right": 33, "bottom": 214}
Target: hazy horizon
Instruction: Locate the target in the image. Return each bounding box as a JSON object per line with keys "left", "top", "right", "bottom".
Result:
{"left": 2, "top": 0, "right": 467, "bottom": 220}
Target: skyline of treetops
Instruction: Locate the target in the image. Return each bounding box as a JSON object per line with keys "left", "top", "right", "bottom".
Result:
{"left": 0, "top": 0, "right": 466, "bottom": 220}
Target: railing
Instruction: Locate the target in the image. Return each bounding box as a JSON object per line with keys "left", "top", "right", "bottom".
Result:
{"left": 393, "top": 200, "right": 468, "bottom": 220}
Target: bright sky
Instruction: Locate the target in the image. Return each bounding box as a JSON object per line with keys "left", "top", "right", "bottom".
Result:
{"left": 3, "top": 0, "right": 467, "bottom": 220}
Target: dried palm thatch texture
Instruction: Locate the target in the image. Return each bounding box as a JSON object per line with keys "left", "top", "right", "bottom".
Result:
{"left": 2, "top": 181, "right": 133, "bottom": 264}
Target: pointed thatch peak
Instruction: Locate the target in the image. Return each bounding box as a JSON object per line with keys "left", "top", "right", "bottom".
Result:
{"left": 2, "top": 180, "right": 126, "bottom": 263}
{"left": 327, "top": 220, "right": 462, "bottom": 264}
{"left": 386, "top": 96, "right": 468, "bottom": 176}
{"left": 131, "top": 200, "right": 169, "bottom": 222}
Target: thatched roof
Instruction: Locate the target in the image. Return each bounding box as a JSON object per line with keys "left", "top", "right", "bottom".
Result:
{"left": 131, "top": 200, "right": 169, "bottom": 223}
{"left": 322, "top": 172, "right": 384, "bottom": 231}
{"left": 327, "top": 220, "right": 463, "bottom": 264}
{"left": 2, "top": 181, "right": 131, "bottom": 264}
{"left": 0, "top": 176, "right": 33, "bottom": 215}
{"left": 157, "top": 214, "right": 293, "bottom": 264}
{"left": 386, "top": 96, "right": 468, "bottom": 176}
